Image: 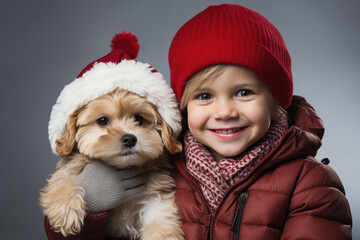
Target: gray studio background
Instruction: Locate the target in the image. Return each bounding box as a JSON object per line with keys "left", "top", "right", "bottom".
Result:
{"left": 1, "top": 0, "right": 359, "bottom": 239}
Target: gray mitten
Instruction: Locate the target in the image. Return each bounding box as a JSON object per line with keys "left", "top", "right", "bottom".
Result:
{"left": 76, "top": 161, "right": 147, "bottom": 213}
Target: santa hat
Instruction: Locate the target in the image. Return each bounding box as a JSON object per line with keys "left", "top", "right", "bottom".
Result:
{"left": 169, "top": 4, "right": 293, "bottom": 109}
{"left": 49, "top": 31, "right": 181, "bottom": 154}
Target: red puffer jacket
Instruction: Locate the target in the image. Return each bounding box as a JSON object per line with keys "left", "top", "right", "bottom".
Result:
{"left": 174, "top": 96, "right": 352, "bottom": 240}
{"left": 45, "top": 96, "right": 352, "bottom": 239}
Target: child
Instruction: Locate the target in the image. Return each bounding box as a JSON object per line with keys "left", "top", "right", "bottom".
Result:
{"left": 168, "top": 4, "right": 352, "bottom": 239}
{"left": 45, "top": 4, "right": 352, "bottom": 240}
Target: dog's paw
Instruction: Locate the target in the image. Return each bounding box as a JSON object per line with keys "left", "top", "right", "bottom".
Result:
{"left": 141, "top": 232, "right": 184, "bottom": 240}
{"left": 40, "top": 176, "right": 87, "bottom": 236}
{"left": 46, "top": 199, "right": 86, "bottom": 237}
{"left": 141, "top": 221, "right": 184, "bottom": 240}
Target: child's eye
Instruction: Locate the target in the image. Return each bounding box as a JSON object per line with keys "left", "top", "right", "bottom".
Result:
{"left": 196, "top": 93, "right": 213, "bottom": 100}
{"left": 236, "top": 89, "right": 253, "bottom": 97}
{"left": 97, "top": 117, "right": 110, "bottom": 126}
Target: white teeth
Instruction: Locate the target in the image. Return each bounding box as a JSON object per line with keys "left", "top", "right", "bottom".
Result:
{"left": 214, "top": 128, "right": 242, "bottom": 134}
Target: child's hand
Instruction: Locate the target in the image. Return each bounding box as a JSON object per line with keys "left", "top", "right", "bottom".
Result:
{"left": 76, "top": 161, "right": 147, "bottom": 213}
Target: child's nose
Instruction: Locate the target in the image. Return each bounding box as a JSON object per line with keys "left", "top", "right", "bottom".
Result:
{"left": 212, "top": 98, "right": 239, "bottom": 120}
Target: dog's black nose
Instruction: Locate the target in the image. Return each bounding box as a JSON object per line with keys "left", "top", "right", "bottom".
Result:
{"left": 121, "top": 134, "right": 137, "bottom": 148}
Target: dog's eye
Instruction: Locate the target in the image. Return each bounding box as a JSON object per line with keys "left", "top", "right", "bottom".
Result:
{"left": 134, "top": 115, "right": 143, "bottom": 125}
{"left": 97, "top": 117, "right": 110, "bottom": 126}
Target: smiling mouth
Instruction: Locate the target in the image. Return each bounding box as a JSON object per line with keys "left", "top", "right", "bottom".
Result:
{"left": 212, "top": 127, "right": 245, "bottom": 134}
{"left": 209, "top": 127, "right": 247, "bottom": 140}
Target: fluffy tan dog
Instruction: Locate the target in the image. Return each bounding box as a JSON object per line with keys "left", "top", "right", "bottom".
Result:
{"left": 40, "top": 88, "right": 184, "bottom": 239}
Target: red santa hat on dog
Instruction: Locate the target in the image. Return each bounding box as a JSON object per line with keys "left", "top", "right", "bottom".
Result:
{"left": 48, "top": 32, "right": 181, "bottom": 154}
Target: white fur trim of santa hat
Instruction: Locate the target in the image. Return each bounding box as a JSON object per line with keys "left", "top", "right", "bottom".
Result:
{"left": 48, "top": 59, "right": 182, "bottom": 155}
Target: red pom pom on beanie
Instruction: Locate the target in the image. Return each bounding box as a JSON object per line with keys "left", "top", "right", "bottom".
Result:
{"left": 169, "top": 4, "right": 293, "bottom": 109}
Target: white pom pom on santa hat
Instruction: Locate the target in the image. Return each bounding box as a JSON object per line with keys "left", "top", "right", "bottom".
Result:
{"left": 48, "top": 31, "right": 181, "bottom": 154}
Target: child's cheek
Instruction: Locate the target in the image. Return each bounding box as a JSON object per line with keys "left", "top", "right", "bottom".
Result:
{"left": 187, "top": 104, "right": 207, "bottom": 130}
{"left": 244, "top": 102, "right": 272, "bottom": 132}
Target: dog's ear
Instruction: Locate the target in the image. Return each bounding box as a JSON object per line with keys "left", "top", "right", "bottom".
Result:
{"left": 55, "top": 111, "right": 78, "bottom": 156}
{"left": 160, "top": 120, "right": 182, "bottom": 154}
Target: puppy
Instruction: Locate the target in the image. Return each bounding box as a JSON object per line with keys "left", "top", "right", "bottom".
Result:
{"left": 40, "top": 88, "right": 184, "bottom": 239}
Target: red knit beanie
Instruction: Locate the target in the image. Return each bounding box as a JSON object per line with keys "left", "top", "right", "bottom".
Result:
{"left": 169, "top": 4, "right": 293, "bottom": 109}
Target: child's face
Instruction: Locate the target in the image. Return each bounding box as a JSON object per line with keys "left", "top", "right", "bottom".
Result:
{"left": 186, "top": 65, "right": 276, "bottom": 162}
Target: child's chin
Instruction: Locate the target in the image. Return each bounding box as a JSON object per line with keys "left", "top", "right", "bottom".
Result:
{"left": 214, "top": 143, "right": 249, "bottom": 156}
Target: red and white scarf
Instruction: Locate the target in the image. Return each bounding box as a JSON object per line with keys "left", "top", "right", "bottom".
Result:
{"left": 184, "top": 114, "right": 288, "bottom": 212}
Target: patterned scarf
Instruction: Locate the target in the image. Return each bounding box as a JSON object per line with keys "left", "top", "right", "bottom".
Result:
{"left": 184, "top": 114, "right": 288, "bottom": 212}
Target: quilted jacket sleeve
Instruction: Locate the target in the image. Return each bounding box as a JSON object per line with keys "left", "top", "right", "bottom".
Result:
{"left": 45, "top": 212, "right": 110, "bottom": 240}
{"left": 281, "top": 159, "right": 352, "bottom": 240}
